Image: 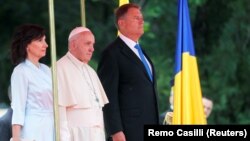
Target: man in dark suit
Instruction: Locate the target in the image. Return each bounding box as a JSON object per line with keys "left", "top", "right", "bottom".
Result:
{"left": 97, "top": 3, "right": 159, "bottom": 141}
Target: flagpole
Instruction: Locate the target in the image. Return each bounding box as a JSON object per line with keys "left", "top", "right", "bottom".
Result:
{"left": 48, "top": 0, "right": 60, "bottom": 140}
{"left": 80, "top": 0, "right": 86, "bottom": 26}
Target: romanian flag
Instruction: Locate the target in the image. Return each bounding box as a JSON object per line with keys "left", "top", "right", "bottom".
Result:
{"left": 119, "top": 0, "right": 129, "bottom": 6}
{"left": 172, "top": 0, "right": 207, "bottom": 124}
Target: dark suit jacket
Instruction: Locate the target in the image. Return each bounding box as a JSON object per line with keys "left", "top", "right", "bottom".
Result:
{"left": 0, "top": 108, "right": 13, "bottom": 141}
{"left": 97, "top": 37, "right": 159, "bottom": 141}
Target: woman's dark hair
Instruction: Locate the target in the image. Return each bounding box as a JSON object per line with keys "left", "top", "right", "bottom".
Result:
{"left": 11, "top": 24, "right": 45, "bottom": 65}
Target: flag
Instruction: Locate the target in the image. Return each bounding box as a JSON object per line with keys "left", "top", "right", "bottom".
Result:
{"left": 119, "top": 0, "right": 129, "bottom": 6}
{"left": 172, "top": 0, "right": 207, "bottom": 124}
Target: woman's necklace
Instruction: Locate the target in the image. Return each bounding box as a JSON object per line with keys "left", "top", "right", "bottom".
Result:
{"left": 67, "top": 56, "right": 100, "bottom": 106}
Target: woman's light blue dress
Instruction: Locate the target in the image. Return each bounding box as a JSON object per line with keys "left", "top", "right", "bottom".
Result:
{"left": 11, "top": 59, "right": 54, "bottom": 141}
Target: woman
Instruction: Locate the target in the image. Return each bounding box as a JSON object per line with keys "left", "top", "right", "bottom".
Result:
{"left": 10, "top": 24, "right": 54, "bottom": 141}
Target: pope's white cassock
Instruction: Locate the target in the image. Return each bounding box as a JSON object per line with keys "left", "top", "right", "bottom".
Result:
{"left": 57, "top": 52, "right": 109, "bottom": 141}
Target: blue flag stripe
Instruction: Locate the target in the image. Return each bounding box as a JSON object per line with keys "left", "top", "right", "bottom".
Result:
{"left": 174, "top": 0, "right": 196, "bottom": 75}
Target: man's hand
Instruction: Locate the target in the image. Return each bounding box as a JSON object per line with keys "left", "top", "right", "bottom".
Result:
{"left": 112, "top": 131, "right": 126, "bottom": 141}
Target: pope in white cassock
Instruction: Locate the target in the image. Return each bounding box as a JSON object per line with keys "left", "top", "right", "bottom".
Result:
{"left": 56, "top": 27, "right": 109, "bottom": 141}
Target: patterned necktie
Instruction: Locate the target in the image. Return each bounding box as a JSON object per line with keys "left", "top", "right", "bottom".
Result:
{"left": 135, "top": 44, "right": 153, "bottom": 82}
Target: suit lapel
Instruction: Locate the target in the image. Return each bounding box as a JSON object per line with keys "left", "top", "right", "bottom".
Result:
{"left": 116, "top": 37, "right": 154, "bottom": 82}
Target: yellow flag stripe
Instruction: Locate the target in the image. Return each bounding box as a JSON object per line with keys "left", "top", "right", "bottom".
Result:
{"left": 173, "top": 53, "right": 206, "bottom": 124}
{"left": 119, "top": 0, "right": 129, "bottom": 6}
